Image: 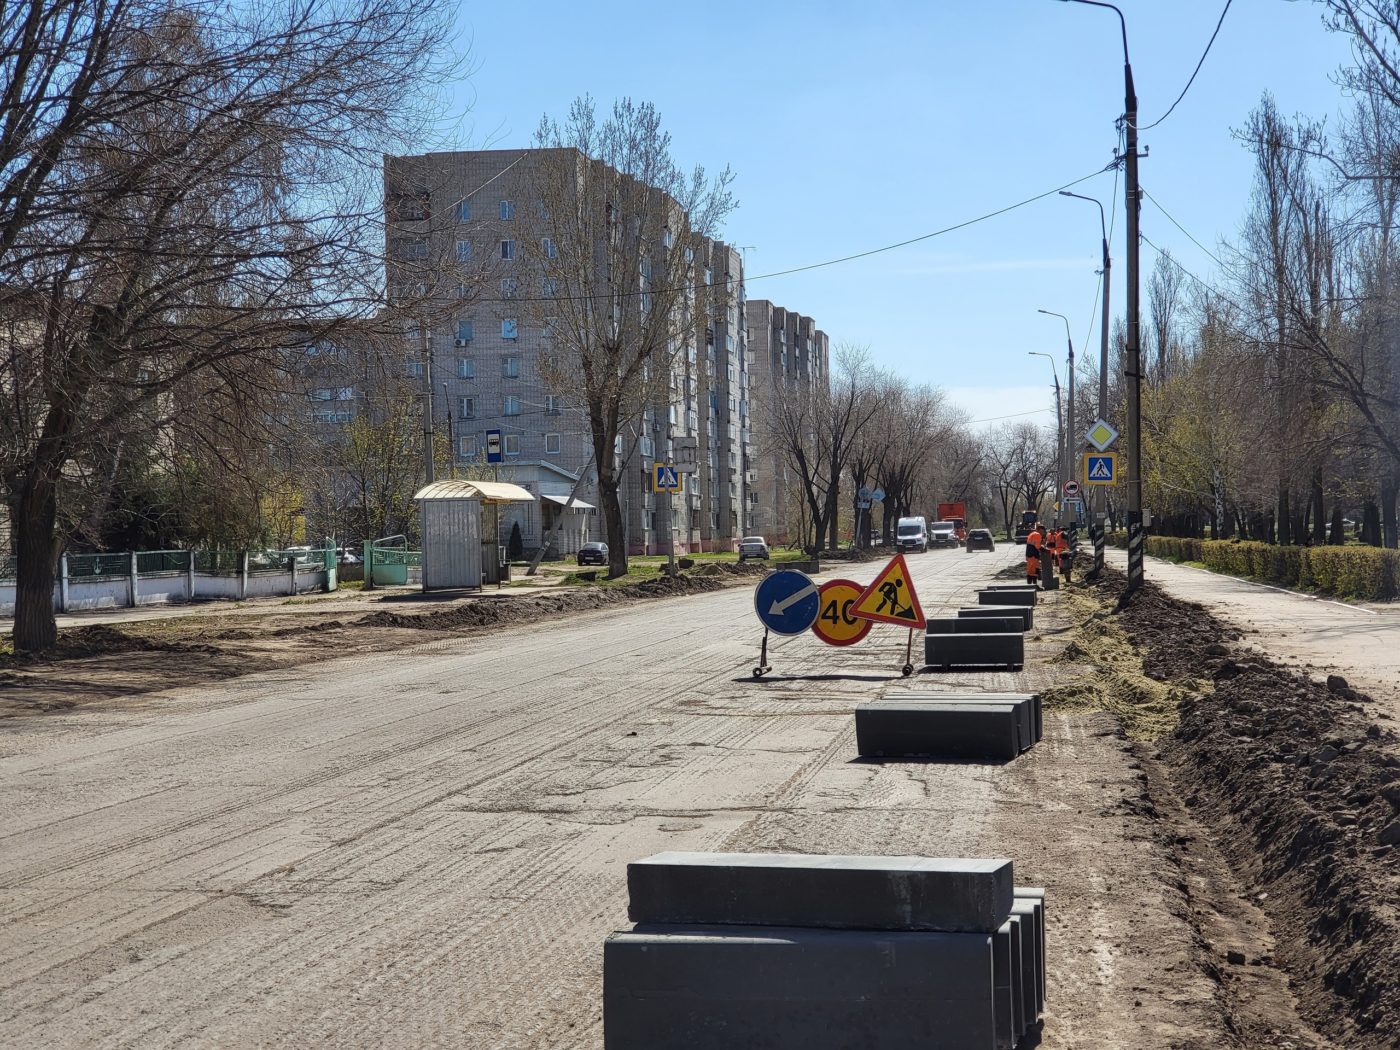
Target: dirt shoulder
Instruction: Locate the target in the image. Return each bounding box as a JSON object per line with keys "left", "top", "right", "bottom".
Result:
{"left": 1061, "top": 567, "right": 1400, "bottom": 1047}
{"left": 0, "top": 562, "right": 767, "bottom": 717}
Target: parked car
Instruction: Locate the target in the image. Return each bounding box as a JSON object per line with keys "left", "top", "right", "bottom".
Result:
{"left": 965, "top": 528, "right": 995, "bottom": 553}
{"left": 737, "top": 536, "right": 770, "bottom": 562}
{"left": 577, "top": 541, "right": 608, "bottom": 566}
{"left": 337, "top": 548, "right": 362, "bottom": 565}
{"left": 896, "top": 516, "right": 929, "bottom": 553}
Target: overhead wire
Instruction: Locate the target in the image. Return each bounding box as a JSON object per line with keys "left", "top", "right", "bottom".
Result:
{"left": 1133, "top": 0, "right": 1233, "bottom": 132}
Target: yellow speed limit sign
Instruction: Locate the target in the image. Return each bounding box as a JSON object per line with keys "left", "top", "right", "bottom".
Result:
{"left": 811, "top": 578, "right": 874, "bottom": 647}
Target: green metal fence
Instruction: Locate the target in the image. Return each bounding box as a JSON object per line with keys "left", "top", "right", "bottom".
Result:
{"left": 136, "top": 550, "right": 192, "bottom": 574}
{"left": 193, "top": 550, "right": 244, "bottom": 575}
{"left": 67, "top": 552, "right": 133, "bottom": 578}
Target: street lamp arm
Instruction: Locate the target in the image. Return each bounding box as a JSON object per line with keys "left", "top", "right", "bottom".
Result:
{"left": 1059, "top": 190, "right": 1106, "bottom": 244}
{"left": 1058, "top": 0, "right": 1128, "bottom": 64}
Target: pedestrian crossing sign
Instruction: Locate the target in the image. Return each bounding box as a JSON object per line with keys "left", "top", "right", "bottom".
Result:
{"left": 653, "top": 463, "right": 682, "bottom": 492}
{"left": 1084, "top": 452, "right": 1118, "bottom": 486}
{"left": 850, "top": 553, "right": 925, "bottom": 627}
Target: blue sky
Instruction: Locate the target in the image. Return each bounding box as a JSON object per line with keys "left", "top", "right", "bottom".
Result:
{"left": 439, "top": 1, "right": 1354, "bottom": 428}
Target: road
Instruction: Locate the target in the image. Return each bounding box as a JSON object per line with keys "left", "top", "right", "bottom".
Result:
{"left": 1109, "top": 549, "right": 1400, "bottom": 702}
{"left": 0, "top": 546, "right": 1279, "bottom": 1048}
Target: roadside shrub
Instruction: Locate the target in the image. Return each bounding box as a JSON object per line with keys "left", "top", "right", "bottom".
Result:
{"left": 1153, "top": 538, "right": 1398, "bottom": 601}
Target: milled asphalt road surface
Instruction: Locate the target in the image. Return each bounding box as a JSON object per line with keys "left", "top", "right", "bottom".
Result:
{"left": 2, "top": 547, "right": 1236, "bottom": 1048}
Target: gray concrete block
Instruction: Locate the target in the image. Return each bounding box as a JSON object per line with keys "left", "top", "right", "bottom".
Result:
{"left": 1011, "top": 901, "right": 1040, "bottom": 1025}
{"left": 983, "top": 583, "right": 1038, "bottom": 597}
{"left": 993, "top": 919, "right": 1022, "bottom": 1049}
{"left": 959, "top": 604, "right": 1034, "bottom": 631}
{"left": 926, "top": 632, "right": 1024, "bottom": 671}
{"left": 1015, "top": 887, "right": 1047, "bottom": 1016}
{"left": 925, "top": 616, "right": 1023, "bottom": 635}
{"left": 976, "top": 588, "right": 1036, "bottom": 607}
{"left": 885, "top": 692, "right": 1036, "bottom": 752}
{"left": 627, "top": 851, "right": 1014, "bottom": 934}
{"left": 856, "top": 702, "right": 1022, "bottom": 762}
{"left": 604, "top": 924, "right": 999, "bottom": 1050}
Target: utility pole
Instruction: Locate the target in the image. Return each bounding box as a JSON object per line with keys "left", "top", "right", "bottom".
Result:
{"left": 442, "top": 381, "right": 454, "bottom": 480}
{"left": 1123, "top": 48, "right": 1145, "bottom": 593}
{"left": 1060, "top": 0, "right": 1143, "bottom": 593}
{"left": 420, "top": 324, "right": 435, "bottom": 485}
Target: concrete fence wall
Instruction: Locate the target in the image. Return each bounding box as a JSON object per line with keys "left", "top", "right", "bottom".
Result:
{"left": 0, "top": 552, "right": 335, "bottom": 617}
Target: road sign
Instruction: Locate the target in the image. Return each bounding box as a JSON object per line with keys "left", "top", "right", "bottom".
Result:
{"left": 811, "top": 578, "right": 874, "bottom": 647}
{"left": 673, "top": 437, "right": 699, "bottom": 471}
{"left": 1063, "top": 480, "right": 1080, "bottom": 497}
{"left": 858, "top": 486, "right": 873, "bottom": 501}
{"left": 857, "top": 500, "right": 871, "bottom": 510}
{"left": 850, "top": 554, "right": 925, "bottom": 628}
{"left": 653, "top": 463, "right": 682, "bottom": 493}
{"left": 1064, "top": 497, "right": 1083, "bottom": 518}
{"left": 871, "top": 487, "right": 886, "bottom": 502}
{"left": 1085, "top": 418, "right": 1119, "bottom": 452}
{"left": 1084, "top": 452, "right": 1118, "bottom": 486}
{"left": 754, "top": 570, "right": 821, "bottom": 635}
{"left": 486, "top": 429, "right": 503, "bottom": 463}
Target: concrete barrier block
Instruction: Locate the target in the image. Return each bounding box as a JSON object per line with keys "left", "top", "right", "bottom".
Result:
{"left": 976, "top": 588, "right": 1036, "bottom": 608}
{"left": 627, "top": 852, "right": 1014, "bottom": 934}
{"left": 1015, "top": 887, "right": 1047, "bottom": 1016}
{"left": 885, "top": 692, "right": 1037, "bottom": 751}
{"left": 925, "top": 616, "right": 1023, "bottom": 635}
{"left": 959, "top": 605, "right": 1034, "bottom": 631}
{"left": 993, "top": 919, "right": 1023, "bottom": 1049}
{"left": 1011, "top": 901, "right": 1040, "bottom": 1025}
{"left": 604, "top": 924, "right": 999, "bottom": 1049}
{"left": 857, "top": 702, "right": 1022, "bottom": 762}
{"left": 925, "top": 632, "right": 1024, "bottom": 671}
{"left": 983, "top": 583, "right": 1038, "bottom": 598}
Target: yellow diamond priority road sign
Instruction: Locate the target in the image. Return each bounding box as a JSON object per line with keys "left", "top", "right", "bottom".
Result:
{"left": 1085, "top": 418, "right": 1119, "bottom": 452}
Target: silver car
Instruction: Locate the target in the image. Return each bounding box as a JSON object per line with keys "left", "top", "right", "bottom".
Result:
{"left": 737, "top": 536, "right": 770, "bottom": 562}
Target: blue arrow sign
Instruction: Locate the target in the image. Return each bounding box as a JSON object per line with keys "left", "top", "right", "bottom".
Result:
{"left": 754, "top": 570, "right": 821, "bottom": 635}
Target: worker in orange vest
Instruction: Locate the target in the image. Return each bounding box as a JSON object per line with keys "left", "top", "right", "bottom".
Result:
{"left": 1025, "top": 525, "right": 1043, "bottom": 586}
{"left": 1055, "top": 526, "right": 1074, "bottom": 583}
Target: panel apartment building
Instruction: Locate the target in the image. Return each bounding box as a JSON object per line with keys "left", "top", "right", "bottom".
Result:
{"left": 382, "top": 148, "right": 752, "bottom": 555}
{"left": 745, "top": 300, "right": 830, "bottom": 544}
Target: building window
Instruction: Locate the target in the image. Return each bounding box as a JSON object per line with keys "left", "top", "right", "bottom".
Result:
{"left": 544, "top": 394, "right": 560, "bottom": 415}
{"left": 502, "top": 355, "right": 520, "bottom": 378}
{"left": 459, "top": 396, "right": 474, "bottom": 418}
{"left": 499, "top": 200, "right": 515, "bottom": 220}
{"left": 456, "top": 319, "right": 473, "bottom": 344}
{"left": 501, "top": 277, "right": 518, "bottom": 299}
{"left": 391, "top": 237, "right": 428, "bottom": 261}
{"left": 455, "top": 283, "right": 469, "bottom": 300}
{"left": 459, "top": 435, "right": 476, "bottom": 458}
{"left": 457, "top": 358, "right": 475, "bottom": 379}
{"left": 541, "top": 277, "right": 558, "bottom": 298}
{"left": 542, "top": 237, "right": 557, "bottom": 259}
{"left": 504, "top": 433, "right": 520, "bottom": 455}
{"left": 456, "top": 239, "right": 472, "bottom": 263}
{"left": 454, "top": 200, "right": 471, "bottom": 223}
{"left": 662, "top": 225, "right": 673, "bottom": 248}
{"left": 503, "top": 395, "right": 521, "bottom": 416}
{"left": 545, "top": 432, "right": 560, "bottom": 455}
{"left": 406, "top": 360, "right": 423, "bottom": 378}
{"left": 501, "top": 318, "right": 518, "bottom": 339}
{"left": 500, "top": 239, "right": 515, "bottom": 261}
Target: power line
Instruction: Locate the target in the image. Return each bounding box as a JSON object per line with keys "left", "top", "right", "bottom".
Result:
{"left": 1140, "top": 187, "right": 1227, "bottom": 268}
{"left": 1134, "top": 0, "right": 1233, "bottom": 132}
{"left": 970, "top": 406, "right": 1054, "bottom": 424}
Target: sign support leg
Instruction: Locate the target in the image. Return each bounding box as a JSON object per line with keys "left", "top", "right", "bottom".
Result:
{"left": 753, "top": 628, "right": 772, "bottom": 679}
{"left": 901, "top": 628, "right": 914, "bottom": 677}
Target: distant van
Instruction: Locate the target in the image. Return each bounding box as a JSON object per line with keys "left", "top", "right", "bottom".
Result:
{"left": 896, "top": 516, "right": 928, "bottom": 553}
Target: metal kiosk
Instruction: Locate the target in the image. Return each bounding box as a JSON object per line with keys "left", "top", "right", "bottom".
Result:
{"left": 413, "top": 480, "right": 536, "bottom": 590}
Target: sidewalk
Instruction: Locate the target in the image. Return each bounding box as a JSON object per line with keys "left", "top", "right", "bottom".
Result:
{"left": 1106, "top": 549, "right": 1400, "bottom": 706}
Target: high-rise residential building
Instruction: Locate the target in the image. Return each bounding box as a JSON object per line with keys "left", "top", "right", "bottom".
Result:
{"left": 382, "top": 148, "right": 751, "bottom": 556}
{"left": 745, "top": 300, "right": 830, "bottom": 544}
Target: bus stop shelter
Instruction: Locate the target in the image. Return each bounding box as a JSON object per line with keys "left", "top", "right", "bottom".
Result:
{"left": 413, "top": 480, "right": 536, "bottom": 590}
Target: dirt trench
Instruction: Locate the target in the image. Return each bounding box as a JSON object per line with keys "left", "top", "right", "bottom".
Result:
{"left": 1063, "top": 568, "right": 1400, "bottom": 1047}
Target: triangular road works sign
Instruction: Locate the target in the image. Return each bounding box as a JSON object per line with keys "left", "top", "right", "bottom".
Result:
{"left": 851, "top": 553, "right": 926, "bottom": 627}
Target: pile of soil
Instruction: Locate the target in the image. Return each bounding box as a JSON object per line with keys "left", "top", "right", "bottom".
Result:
{"left": 0, "top": 623, "right": 219, "bottom": 667}
{"left": 822, "top": 545, "right": 896, "bottom": 563}
{"left": 1092, "top": 568, "right": 1400, "bottom": 1044}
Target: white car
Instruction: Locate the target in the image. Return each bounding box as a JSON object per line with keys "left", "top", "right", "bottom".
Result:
{"left": 737, "top": 536, "right": 770, "bottom": 562}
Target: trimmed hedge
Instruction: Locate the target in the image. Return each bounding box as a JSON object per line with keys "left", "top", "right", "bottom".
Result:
{"left": 1144, "top": 536, "right": 1399, "bottom": 601}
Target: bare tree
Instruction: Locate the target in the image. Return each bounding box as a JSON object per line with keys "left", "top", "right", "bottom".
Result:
{"left": 0, "top": 0, "right": 459, "bottom": 650}
{"left": 524, "top": 97, "right": 736, "bottom": 577}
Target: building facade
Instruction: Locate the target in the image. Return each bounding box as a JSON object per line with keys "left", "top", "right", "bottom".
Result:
{"left": 745, "top": 300, "right": 830, "bottom": 544}
{"left": 382, "top": 148, "right": 752, "bottom": 556}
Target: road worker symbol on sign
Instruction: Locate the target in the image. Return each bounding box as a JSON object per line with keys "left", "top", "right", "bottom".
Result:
{"left": 850, "top": 554, "right": 925, "bottom": 627}
{"left": 811, "top": 578, "right": 874, "bottom": 646}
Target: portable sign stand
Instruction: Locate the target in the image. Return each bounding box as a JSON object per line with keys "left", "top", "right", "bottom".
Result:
{"left": 849, "top": 553, "right": 926, "bottom": 677}
{"left": 751, "top": 569, "right": 821, "bottom": 677}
